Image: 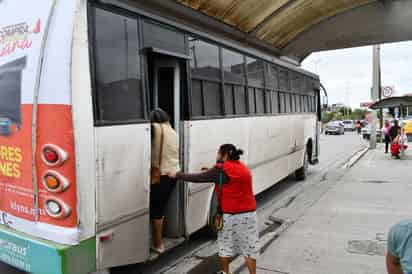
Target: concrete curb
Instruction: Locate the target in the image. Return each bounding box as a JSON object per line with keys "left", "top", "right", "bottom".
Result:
{"left": 342, "top": 146, "right": 369, "bottom": 168}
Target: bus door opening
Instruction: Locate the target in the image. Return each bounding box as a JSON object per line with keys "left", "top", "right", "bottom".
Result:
{"left": 147, "top": 53, "right": 187, "bottom": 245}
{"left": 0, "top": 57, "right": 26, "bottom": 136}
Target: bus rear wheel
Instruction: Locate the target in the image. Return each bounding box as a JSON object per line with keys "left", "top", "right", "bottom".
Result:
{"left": 295, "top": 150, "right": 308, "bottom": 181}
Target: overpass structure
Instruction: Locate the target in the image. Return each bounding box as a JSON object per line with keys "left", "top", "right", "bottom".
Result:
{"left": 113, "top": 0, "right": 412, "bottom": 63}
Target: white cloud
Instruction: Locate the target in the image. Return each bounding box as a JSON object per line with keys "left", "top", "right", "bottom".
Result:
{"left": 302, "top": 40, "right": 412, "bottom": 109}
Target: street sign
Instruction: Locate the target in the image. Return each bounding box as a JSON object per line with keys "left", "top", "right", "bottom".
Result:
{"left": 370, "top": 86, "right": 395, "bottom": 99}
{"left": 383, "top": 86, "right": 394, "bottom": 98}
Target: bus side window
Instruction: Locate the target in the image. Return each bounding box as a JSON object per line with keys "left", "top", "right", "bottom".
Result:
{"left": 189, "top": 38, "right": 223, "bottom": 117}
{"left": 91, "top": 7, "right": 145, "bottom": 124}
{"left": 271, "top": 91, "right": 279, "bottom": 114}
{"left": 295, "top": 94, "right": 301, "bottom": 113}
{"left": 222, "top": 48, "right": 246, "bottom": 116}
{"left": 285, "top": 93, "right": 292, "bottom": 113}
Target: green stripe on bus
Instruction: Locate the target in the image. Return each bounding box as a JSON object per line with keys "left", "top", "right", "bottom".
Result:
{"left": 0, "top": 225, "right": 96, "bottom": 274}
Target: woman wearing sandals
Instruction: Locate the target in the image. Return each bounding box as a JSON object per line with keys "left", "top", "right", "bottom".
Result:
{"left": 150, "top": 109, "right": 179, "bottom": 254}
{"left": 169, "top": 144, "right": 259, "bottom": 274}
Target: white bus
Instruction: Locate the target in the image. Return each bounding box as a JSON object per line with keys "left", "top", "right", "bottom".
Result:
{"left": 0, "top": 1, "right": 320, "bottom": 273}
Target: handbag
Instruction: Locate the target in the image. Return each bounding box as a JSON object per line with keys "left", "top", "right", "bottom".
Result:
{"left": 151, "top": 124, "right": 164, "bottom": 184}
{"left": 213, "top": 164, "right": 224, "bottom": 232}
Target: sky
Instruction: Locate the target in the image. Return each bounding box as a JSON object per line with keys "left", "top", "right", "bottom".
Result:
{"left": 302, "top": 40, "right": 412, "bottom": 109}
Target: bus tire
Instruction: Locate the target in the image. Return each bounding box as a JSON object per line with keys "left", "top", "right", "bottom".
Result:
{"left": 206, "top": 193, "right": 218, "bottom": 237}
{"left": 295, "top": 149, "right": 308, "bottom": 181}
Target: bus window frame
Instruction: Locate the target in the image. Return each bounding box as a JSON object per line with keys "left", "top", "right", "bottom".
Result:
{"left": 88, "top": 1, "right": 321, "bottom": 123}
{"left": 88, "top": 2, "right": 149, "bottom": 127}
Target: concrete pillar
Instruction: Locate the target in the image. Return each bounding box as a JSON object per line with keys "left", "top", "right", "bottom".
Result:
{"left": 370, "top": 45, "right": 380, "bottom": 149}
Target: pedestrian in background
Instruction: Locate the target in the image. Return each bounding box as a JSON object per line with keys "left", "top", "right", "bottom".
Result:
{"left": 355, "top": 120, "right": 362, "bottom": 135}
{"left": 387, "top": 220, "right": 412, "bottom": 274}
{"left": 391, "top": 127, "right": 408, "bottom": 159}
{"left": 383, "top": 120, "right": 391, "bottom": 154}
{"left": 169, "top": 144, "right": 259, "bottom": 274}
{"left": 389, "top": 120, "right": 401, "bottom": 142}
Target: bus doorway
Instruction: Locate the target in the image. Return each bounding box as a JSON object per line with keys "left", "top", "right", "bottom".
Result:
{"left": 148, "top": 53, "right": 186, "bottom": 252}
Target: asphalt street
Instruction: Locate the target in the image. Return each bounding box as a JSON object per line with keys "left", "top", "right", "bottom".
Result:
{"left": 0, "top": 132, "right": 365, "bottom": 274}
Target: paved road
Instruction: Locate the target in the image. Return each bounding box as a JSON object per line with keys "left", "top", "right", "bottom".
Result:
{"left": 0, "top": 132, "right": 365, "bottom": 274}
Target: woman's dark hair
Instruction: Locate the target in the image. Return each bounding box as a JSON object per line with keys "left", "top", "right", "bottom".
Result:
{"left": 219, "top": 144, "right": 244, "bottom": 161}
{"left": 150, "top": 108, "right": 170, "bottom": 123}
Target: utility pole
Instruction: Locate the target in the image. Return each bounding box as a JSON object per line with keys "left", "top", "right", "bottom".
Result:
{"left": 378, "top": 70, "right": 383, "bottom": 129}
{"left": 345, "top": 82, "right": 350, "bottom": 119}
{"left": 370, "top": 45, "right": 381, "bottom": 149}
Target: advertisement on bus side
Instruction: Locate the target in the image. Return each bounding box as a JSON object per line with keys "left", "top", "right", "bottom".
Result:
{"left": 0, "top": 0, "right": 79, "bottom": 247}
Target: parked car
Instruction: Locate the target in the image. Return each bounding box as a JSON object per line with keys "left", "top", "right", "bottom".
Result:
{"left": 361, "top": 124, "right": 382, "bottom": 140}
{"left": 342, "top": 120, "right": 355, "bottom": 131}
{"left": 325, "top": 121, "right": 345, "bottom": 135}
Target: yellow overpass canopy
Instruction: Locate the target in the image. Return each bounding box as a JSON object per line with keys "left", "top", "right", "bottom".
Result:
{"left": 170, "top": 0, "right": 412, "bottom": 61}
{"left": 176, "top": 0, "right": 373, "bottom": 49}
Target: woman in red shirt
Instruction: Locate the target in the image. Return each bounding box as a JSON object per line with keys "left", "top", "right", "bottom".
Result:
{"left": 169, "top": 144, "right": 258, "bottom": 274}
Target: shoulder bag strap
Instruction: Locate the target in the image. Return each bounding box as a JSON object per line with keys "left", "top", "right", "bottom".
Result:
{"left": 158, "top": 124, "right": 165, "bottom": 169}
{"left": 216, "top": 164, "right": 224, "bottom": 212}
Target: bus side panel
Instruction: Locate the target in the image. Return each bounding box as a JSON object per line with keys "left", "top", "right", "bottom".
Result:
{"left": 184, "top": 118, "right": 249, "bottom": 234}
{"left": 95, "top": 124, "right": 150, "bottom": 267}
{"left": 247, "top": 116, "right": 292, "bottom": 194}
{"left": 184, "top": 116, "right": 293, "bottom": 234}
{"left": 289, "top": 114, "right": 304, "bottom": 172}
{"left": 289, "top": 114, "right": 317, "bottom": 172}
{"left": 71, "top": 0, "right": 97, "bottom": 241}
{"left": 303, "top": 114, "right": 318, "bottom": 165}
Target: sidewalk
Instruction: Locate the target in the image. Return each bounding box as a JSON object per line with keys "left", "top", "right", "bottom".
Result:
{"left": 249, "top": 145, "right": 412, "bottom": 274}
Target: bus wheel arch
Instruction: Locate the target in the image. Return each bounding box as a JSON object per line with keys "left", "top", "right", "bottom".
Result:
{"left": 306, "top": 139, "right": 313, "bottom": 164}
{"left": 295, "top": 139, "right": 312, "bottom": 181}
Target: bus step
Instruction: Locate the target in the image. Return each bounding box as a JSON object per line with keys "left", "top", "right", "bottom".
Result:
{"left": 149, "top": 237, "right": 185, "bottom": 261}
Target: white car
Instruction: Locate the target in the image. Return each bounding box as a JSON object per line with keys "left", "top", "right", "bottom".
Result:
{"left": 342, "top": 120, "right": 355, "bottom": 131}
{"left": 325, "top": 121, "right": 345, "bottom": 135}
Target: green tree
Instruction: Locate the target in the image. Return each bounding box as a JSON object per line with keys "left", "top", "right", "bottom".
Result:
{"left": 334, "top": 112, "right": 344, "bottom": 121}
{"left": 338, "top": 107, "right": 352, "bottom": 119}
{"left": 350, "top": 108, "right": 367, "bottom": 121}
{"left": 321, "top": 111, "right": 334, "bottom": 123}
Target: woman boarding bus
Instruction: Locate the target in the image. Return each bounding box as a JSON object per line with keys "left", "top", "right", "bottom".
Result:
{"left": 0, "top": 1, "right": 320, "bottom": 273}
{"left": 169, "top": 144, "right": 259, "bottom": 274}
